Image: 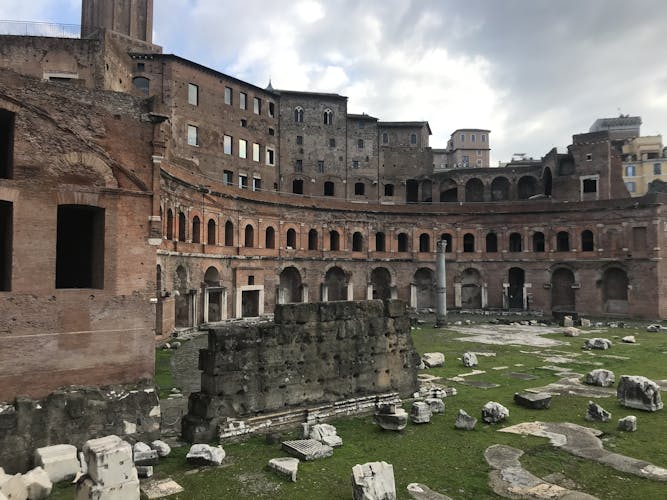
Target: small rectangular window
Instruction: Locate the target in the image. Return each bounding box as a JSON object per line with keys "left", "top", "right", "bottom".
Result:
{"left": 223, "top": 170, "right": 233, "bottom": 185}
{"left": 625, "top": 181, "right": 636, "bottom": 192}
{"left": 352, "top": 160, "right": 359, "bottom": 169}
{"left": 625, "top": 165, "right": 636, "bottom": 177}
{"left": 266, "top": 148, "right": 275, "bottom": 166}
{"left": 633, "top": 226, "right": 647, "bottom": 250}
{"left": 329, "top": 138, "right": 336, "bottom": 147}
{"left": 239, "top": 139, "right": 247, "bottom": 159}
{"left": 477, "top": 150, "right": 482, "bottom": 156}
{"left": 187, "top": 125, "right": 198, "bottom": 146}
{"left": 586, "top": 153, "right": 593, "bottom": 161}
{"left": 224, "top": 86, "right": 232, "bottom": 105}
{"left": 471, "top": 134, "right": 476, "bottom": 142}
{"left": 358, "top": 139, "right": 364, "bottom": 149}
{"left": 0, "top": 109, "right": 15, "bottom": 179}
{"left": 358, "top": 121, "right": 365, "bottom": 129}
{"left": 188, "top": 83, "right": 199, "bottom": 106}
{"left": 253, "top": 178, "right": 262, "bottom": 191}
{"left": 296, "top": 135, "right": 303, "bottom": 145}
{"left": 384, "top": 184, "right": 394, "bottom": 196}
{"left": 56, "top": 205, "right": 105, "bottom": 289}
{"left": 268, "top": 127, "right": 275, "bottom": 136}
{"left": 583, "top": 178, "right": 597, "bottom": 193}
{"left": 268, "top": 102, "right": 275, "bottom": 118}
{"left": 137, "top": 62, "right": 145, "bottom": 71}
{"left": 410, "top": 133, "right": 417, "bottom": 145}
{"left": 481, "top": 134, "right": 486, "bottom": 142}
{"left": 317, "top": 160, "right": 324, "bottom": 173}
{"left": 0, "top": 201, "right": 12, "bottom": 291}
{"left": 382, "top": 133, "right": 388, "bottom": 144}
{"left": 223, "top": 135, "right": 232, "bottom": 155}
{"left": 654, "top": 163, "right": 662, "bottom": 175}
{"left": 295, "top": 159, "right": 303, "bottom": 172}
{"left": 252, "top": 143, "right": 260, "bottom": 162}
{"left": 253, "top": 97, "right": 261, "bottom": 115}
{"left": 239, "top": 175, "right": 248, "bottom": 188}
{"left": 240, "top": 119, "right": 247, "bottom": 128}
{"left": 240, "top": 92, "right": 247, "bottom": 110}
{"left": 460, "top": 133, "right": 465, "bottom": 142}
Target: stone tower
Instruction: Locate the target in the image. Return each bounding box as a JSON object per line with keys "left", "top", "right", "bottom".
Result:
{"left": 81, "top": 0, "right": 154, "bottom": 44}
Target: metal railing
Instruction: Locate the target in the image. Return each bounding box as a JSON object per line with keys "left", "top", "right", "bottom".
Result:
{"left": 0, "top": 20, "right": 80, "bottom": 38}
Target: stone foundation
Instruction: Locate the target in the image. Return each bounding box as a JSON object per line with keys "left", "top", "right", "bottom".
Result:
{"left": 182, "top": 300, "right": 420, "bottom": 442}
{"left": 0, "top": 381, "right": 160, "bottom": 474}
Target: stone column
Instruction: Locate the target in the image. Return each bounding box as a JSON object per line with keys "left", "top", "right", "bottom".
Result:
{"left": 366, "top": 284, "right": 374, "bottom": 300}
{"left": 454, "top": 283, "right": 462, "bottom": 308}
{"left": 277, "top": 286, "right": 286, "bottom": 305}
{"left": 347, "top": 282, "right": 354, "bottom": 301}
{"left": 481, "top": 283, "right": 488, "bottom": 308}
{"left": 321, "top": 284, "right": 329, "bottom": 302}
{"left": 523, "top": 283, "right": 531, "bottom": 310}
{"left": 302, "top": 284, "right": 309, "bottom": 303}
{"left": 502, "top": 283, "right": 509, "bottom": 310}
{"left": 410, "top": 284, "right": 417, "bottom": 308}
{"left": 435, "top": 240, "right": 447, "bottom": 326}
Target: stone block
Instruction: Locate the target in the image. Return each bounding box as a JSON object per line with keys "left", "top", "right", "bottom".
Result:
{"left": 481, "top": 401, "right": 509, "bottom": 423}
{"left": 132, "top": 441, "right": 158, "bottom": 466}
{"left": 425, "top": 398, "right": 445, "bottom": 414}
{"left": 584, "top": 369, "right": 615, "bottom": 387}
{"left": 622, "top": 335, "right": 636, "bottom": 343}
{"left": 422, "top": 352, "right": 445, "bottom": 368}
{"left": 82, "top": 436, "right": 134, "bottom": 487}
{"left": 618, "top": 415, "right": 637, "bottom": 432}
{"left": 0, "top": 472, "right": 28, "bottom": 500}
{"left": 585, "top": 401, "right": 611, "bottom": 422}
{"left": 23, "top": 467, "right": 52, "bottom": 500}
{"left": 374, "top": 405, "right": 408, "bottom": 431}
{"left": 410, "top": 402, "right": 432, "bottom": 424}
{"left": 351, "top": 461, "right": 396, "bottom": 500}
{"left": 150, "top": 440, "right": 171, "bottom": 458}
{"left": 562, "top": 316, "right": 574, "bottom": 327}
{"left": 308, "top": 423, "right": 342, "bottom": 447}
{"left": 384, "top": 300, "right": 406, "bottom": 318}
{"left": 186, "top": 444, "right": 225, "bottom": 466}
{"left": 454, "top": 409, "right": 477, "bottom": 430}
{"left": 140, "top": 478, "right": 184, "bottom": 500}
{"left": 513, "top": 392, "right": 552, "bottom": 409}
{"left": 580, "top": 318, "right": 591, "bottom": 328}
{"left": 74, "top": 473, "right": 140, "bottom": 500}
{"left": 462, "top": 352, "right": 478, "bottom": 367}
{"left": 617, "top": 375, "right": 663, "bottom": 411}
{"left": 282, "top": 439, "right": 333, "bottom": 461}
{"left": 268, "top": 457, "right": 299, "bottom": 482}
{"left": 583, "top": 338, "right": 612, "bottom": 350}
{"left": 136, "top": 466, "right": 153, "bottom": 478}
{"left": 34, "top": 444, "right": 80, "bottom": 483}
{"left": 563, "top": 327, "right": 581, "bottom": 337}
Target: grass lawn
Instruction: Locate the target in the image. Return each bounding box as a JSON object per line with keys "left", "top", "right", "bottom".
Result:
{"left": 51, "top": 319, "right": 667, "bottom": 499}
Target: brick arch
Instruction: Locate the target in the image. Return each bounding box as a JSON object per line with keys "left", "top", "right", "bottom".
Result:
{"left": 56, "top": 152, "right": 118, "bottom": 188}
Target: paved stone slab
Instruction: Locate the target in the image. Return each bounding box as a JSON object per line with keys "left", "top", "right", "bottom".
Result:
{"left": 514, "top": 392, "right": 552, "bottom": 409}
{"left": 140, "top": 478, "right": 184, "bottom": 499}
{"left": 268, "top": 457, "right": 299, "bottom": 482}
{"left": 451, "top": 324, "right": 565, "bottom": 347}
{"left": 528, "top": 376, "right": 616, "bottom": 398}
{"left": 281, "top": 439, "right": 333, "bottom": 461}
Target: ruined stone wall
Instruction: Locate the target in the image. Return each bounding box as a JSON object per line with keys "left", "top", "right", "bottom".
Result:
{"left": 182, "top": 300, "right": 420, "bottom": 442}
{"left": 0, "top": 382, "right": 160, "bottom": 474}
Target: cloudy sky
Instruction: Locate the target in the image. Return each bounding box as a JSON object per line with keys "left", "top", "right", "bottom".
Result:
{"left": 2, "top": 0, "right": 666, "bottom": 163}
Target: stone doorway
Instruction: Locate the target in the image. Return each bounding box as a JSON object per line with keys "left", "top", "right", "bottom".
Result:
{"left": 414, "top": 268, "right": 435, "bottom": 309}
{"left": 551, "top": 268, "right": 575, "bottom": 313}
{"left": 371, "top": 267, "right": 392, "bottom": 300}
{"left": 508, "top": 267, "right": 525, "bottom": 309}
{"left": 279, "top": 266, "right": 303, "bottom": 304}
{"left": 461, "top": 268, "right": 482, "bottom": 309}
{"left": 242, "top": 290, "right": 260, "bottom": 317}
{"left": 324, "top": 266, "right": 346, "bottom": 301}
{"left": 603, "top": 267, "right": 629, "bottom": 314}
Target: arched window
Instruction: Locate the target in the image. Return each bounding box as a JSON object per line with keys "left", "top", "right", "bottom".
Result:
{"left": 581, "top": 230, "right": 594, "bottom": 252}
{"left": 486, "top": 233, "right": 498, "bottom": 253}
{"left": 375, "top": 232, "right": 386, "bottom": 252}
{"left": 323, "top": 109, "right": 333, "bottom": 125}
{"left": 192, "top": 216, "right": 201, "bottom": 243}
{"left": 352, "top": 232, "right": 363, "bottom": 252}
{"left": 225, "top": 221, "right": 234, "bottom": 246}
{"left": 207, "top": 219, "right": 216, "bottom": 245}
{"left": 294, "top": 106, "right": 304, "bottom": 123}
{"left": 463, "top": 233, "right": 475, "bottom": 253}
{"left": 324, "top": 181, "right": 335, "bottom": 196}
{"left": 330, "top": 230, "right": 340, "bottom": 251}
{"left": 265, "top": 226, "right": 275, "bottom": 249}
{"left": 132, "top": 76, "right": 149, "bottom": 96}
{"left": 533, "top": 231, "right": 545, "bottom": 252}
{"left": 166, "top": 209, "right": 174, "bottom": 240}
{"left": 397, "top": 233, "right": 408, "bottom": 252}
{"left": 509, "top": 232, "right": 522, "bottom": 252}
{"left": 308, "top": 229, "right": 318, "bottom": 250}
{"left": 286, "top": 228, "right": 297, "bottom": 249}
{"left": 440, "top": 233, "right": 453, "bottom": 253}
{"left": 244, "top": 224, "right": 254, "bottom": 247}
{"left": 178, "top": 212, "right": 186, "bottom": 242}
{"left": 419, "top": 233, "right": 430, "bottom": 253}
{"left": 557, "top": 231, "right": 570, "bottom": 252}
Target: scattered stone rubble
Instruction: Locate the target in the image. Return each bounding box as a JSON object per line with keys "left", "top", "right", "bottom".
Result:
{"left": 133, "top": 442, "right": 158, "bottom": 466}
{"left": 425, "top": 398, "right": 445, "bottom": 414}
{"left": 75, "top": 435, "right": 140, "bottom": 500}
{"left": 617, "top": 375, "right": 664, "bottom": 411}
{"left": 150, "top": 440, "right": 171, "bottom": 457}
{"left": 618, "top": 415, "right": 637, "bottom": 432}
{"left": 462, "top": 352, "right": 478, "bottom": 367}
{"left": 140, "top": 478, "right": 184, "bottom": 499}
{"left": 584, "top": 369, "right": 615, "bottom": 387}
{"left": 282, "top": 439, "right": 333, "bottom": 461}
{"left": 422, "top": 352, "right": 445, "bottom": 368}
{"left": 1, "top": 466, "right": 52, "bottom": 500}
{"left": 268, "top": 457, "right": 299, "bottom": 482}
{"left": 186, "top": 444, "right": 225, "bottom": 466}
{"left": 513, "top": 392, "right": 552, "bottom": 409}
{"left": 584, "top": 338, "right": 612, "bottom": 350}
{"left": 374, "top": 403, "right": 408, "bottom": 431}
{"left": 454, "top": 409, "right": 477, "bottom": 430}
{"left": 351, "top": 461, "right": 396, "bottom": 500}
{"left": 646, "top": 324, "right": 665, "bottom": 332}
{"left": 563, "top": 326, "right": 581, "bottom": 337}
{"left": 410, "top": 402, "right": 432, "bottom": 424}
{"left": 302, "top": 423, "right": 342, "bottom": 448}
{"left": 34, "top": 444, "right": 80, "bottom": 483}
{"left": 407, "top": 483, "right": 452, "bottom": 500}
{"left": 482, "top": 402, "right": 509, "bottom": 424}
{"left": 585, "top": 401, "right": 611, "bottom": 422}
{"left": 622, "top": 335, "right": 636, "bottom": 344}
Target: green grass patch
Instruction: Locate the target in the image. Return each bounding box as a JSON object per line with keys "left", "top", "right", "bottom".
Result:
{"left": 155, "top": 347, "right": 176, "bottom": 398}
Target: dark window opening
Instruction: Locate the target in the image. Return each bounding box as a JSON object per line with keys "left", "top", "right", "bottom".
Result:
{"left": 406, "top": 179, "right": 419, "bottom": 203}
{"left": 583, "top": 178, "right": 597, "bottom": 193}
{"left": 265, "top": 227, "right": 275, "bottom": 249}
{"left": 486, "top": 233, "right": 498, "bottom": 252}
{"left": 375, "top": 232, "right": 386, "bottom": 252}
{"left": 463, "top": 233, "right": 475, "bottom": 253}
{"left": 292, "top": 179, "right": 304, "bottom": 194}
{"left": 132, "top": 76, "right": 149, "bottom": 96}
{"left": 581, "top": 230, "right": 594, "bottom": 252}
{"left": 324, "top": 181, "right": 335, "bottom": 196}
{"left": 509, "top": 232, "right": 522, "bottom": 252}
{"left": 419, "top": 233, "right": 430, "bottom": 253}
{"left": 410, "top": 133, "right": 417, "bottom": 145}
{"left": 384, "top": 184, "right": 394, "bottom": 196}
{"left": 354, "top": 182, "right": 365, "bottom": 195}
{"left": 192, "top": 216, "right": 201, "bottom": 243}
{"left": 166, "top": 209, "right": 174, "bottom": 240}
{"left": 225, "top": 221, "right": 234, "bottom": 246}
{"left": 330, "top": 230, "right": 340, "bottom": 251}
{"left": 308, "top": 229, "right": 318, "bottom": 250}
{"left": 178, "top": 212, "right": 186, "bottom": 241}
{"left": 248, "top": 275, "right": 255, "bottom": 285}
{"left": 382, "top": 133, "right": 388, "bottom": 144}
{"left": 296, "top": 135, "right": 303, "bottom": 145}
{"left": 329, "top": 138, "right": 336, "bottom": 147}
{"left": 397, "top": 233, "right": 409, "bottom": 252}
{"left": 244, "top": 225, "right": 254, "bottom": 247}
{"left": 223, "top": 170, "right": 233, "bottom": 185}
{"left": 0, "top": 109, "right": 15, "bottom": 179}
{"left": 207, "top": 219, "right": 216, "bottom": 245}
{"left": 295, "top": 159, "right": 303, "bottom": 172}
{"left": 358, "top": 139, "right": 364, "bottom": 149}
{"left": 632, "top": 226, "right": 647, "bottom": 251}
{"left": 440, "top": 233, "right": 453, "bottom": 253}
{"left": 533, "top": 232, "right": 545, "bottom": 252}
{"left": 0, "top": 201, "right": 12, "bottom": 291}
{"left": 352, "top": 232, "right": 363, "bottom": 252}
{"left": 556, "top": 231, "right": 570, "bottom": 252}
{"left": 286, "top": 228, "right": 297, "bottom": 249}
{"left": 56, "top": 205, "right": 104, "bottom": 289}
